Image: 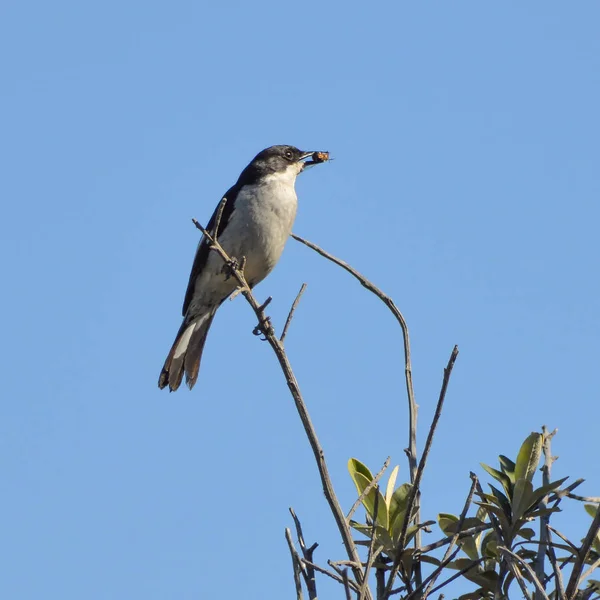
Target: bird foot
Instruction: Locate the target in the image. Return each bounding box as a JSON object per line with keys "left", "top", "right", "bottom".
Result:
{"left": 221, "top": 256, "right": 246, "bottom": 281}
{"left": 253, "top": 316, "right": 273, "bottom": 340}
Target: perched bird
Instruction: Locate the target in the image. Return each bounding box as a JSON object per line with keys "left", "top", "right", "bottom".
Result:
{"left": 158, "top": 145, "right": 328, "bottom": 392}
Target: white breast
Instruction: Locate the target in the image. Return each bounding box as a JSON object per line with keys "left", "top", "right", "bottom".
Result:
{"left": 218, "top": 167, "right": 299, "bottom": 285}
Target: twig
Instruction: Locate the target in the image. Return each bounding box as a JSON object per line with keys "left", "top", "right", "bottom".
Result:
{"left": 535, "top": 426, "right": 557, "bottom": 600}
{"left": 302, "top": 559, "right": 359, "bottom": 591}
{"left": 565, "top": 505, "right": 600, "bottom": 599}
{"left": 346, "top": 457, "right": 391, "bottom": 522}
{"left": 419, "top": 474, "right": 478, "bottom": 599}
{"left": 418, "top": 523, "right": 491, "bottom": 554}
{"left": 384, "top": 345, "right": 460, "bottom": 598}
{"left": 286, "top": 528, "right": 305, "bottom": 600}
{"left": 581, "top": 556, "right": 600, "bottom": 584}
{"left": 548, "top": 479, "right": 585, "bottom": 504}
{"left": 281, "top": 283, "right": 308, "bottom": 343}
{"left": 359, "top": 493, "right": 382, "bottom": 600}
{"left": 376, "top": 568, "right": 385, "bottom": 600}
{"left": 426, "top": 559, "right": 485, "bottom": 597}
{"left": 499, "top": 546, "right": 550, "bottom": 600}
{"left": 407, "top": 547, "right": 461, "bottom": 600}
{"left": 343, "top": 569, "right": 354, "bottom": 600}
{"left": 289, "top": 509, "right": 318, "bottom": 599}
{"left": 567, "top": 493, "right": 600, "bottom": 503}
{"left": 291, "top": 234, "right": 418, "bottom": 483}
{"left": 192, "top": 220, "right": 370, "bottom": 598}
{"left": 546, "top": 525, "right": 567, "bottom": 600}
{"left": 503, "top": 552, "right": 533, "bottom": 600}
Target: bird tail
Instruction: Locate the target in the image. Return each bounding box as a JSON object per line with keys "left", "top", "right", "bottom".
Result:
{"left": 158, "top": 309, "right": 217, "bottom": 392}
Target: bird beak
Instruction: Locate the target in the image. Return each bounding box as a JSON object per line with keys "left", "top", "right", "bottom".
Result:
{"left": 298, "top": 150, "right": 330, "bottom": 169}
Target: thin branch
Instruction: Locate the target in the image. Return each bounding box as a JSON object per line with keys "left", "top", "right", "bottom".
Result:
{"left": 285, "top": 528, "right": 305, "bottom": 600}
{"left": 548, "top": 479, "right": 586, "bottom": 504}
{"left": 499, "top": 545, "right": 550, "bottom": 600}
{"left": 302, "top": 558, "right": 359, "bottom": 591}
{"left": 565, "top": 505, "right": 600, "bottom": 599}
{"left": 280, "top": 283, "right": 308, "bottom": 343}
{"left": 419, "top": 523, "right": 491, "bottom": 554}
{"left": 360, "top": 492, "right": 382, "bottom": 600}
{"left": 407, "top": 547, "right": 461, "bottom": 600}
{"left": 384, "top": 345, "right": 460, "bottom": 598}
{"left": 346, "top": 457, "right": 391, "bottom": 522}
{"left": 420, "top": 474, "right": 478, "bottom": 599}
{"left": 291, "top": 234, "right": 418, "bottom": 484}
{"left": 343, "top": 569, "right": 354, "bottom": 600}
{"left": 567, "top": 493, "right": 600, "bottom": 504}
{"left": 581, "top": 556, "right": 600, "bottom": 584}
{"left": 548, "top": 525, "right": 583, "bottom": 555}
{"left": 191, "top": 220, "right": 371, "bottom": 598}
{"left": 546, "top": 525, "right": 567, "bottom": 600}
{"left": 289, "top": 509, "right": 318, "bottom": 599}
{"left": 535, "top": 426, "right": 557, "bottom": 600}
{"left": 426, "top": 558, "right": 485, "bottom": 597}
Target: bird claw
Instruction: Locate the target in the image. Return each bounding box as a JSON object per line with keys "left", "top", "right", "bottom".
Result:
{"left": 253, "top": 316, "right": 273, "bottom": 340}
{"left": 221, "top": 256, "right": 246, "bottom": 281}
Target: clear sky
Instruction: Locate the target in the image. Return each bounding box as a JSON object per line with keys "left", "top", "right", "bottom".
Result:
{"left": 2, "top": 2, "right": 599, "bottom": 598}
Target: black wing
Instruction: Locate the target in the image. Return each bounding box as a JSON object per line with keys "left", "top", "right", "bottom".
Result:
{"left": 181, "top": 186, "right": 238, "bottom": 316}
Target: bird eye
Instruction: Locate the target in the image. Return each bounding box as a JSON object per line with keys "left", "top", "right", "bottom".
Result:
{"left": 284, "top": 149, "right": 294, "bottom": 160}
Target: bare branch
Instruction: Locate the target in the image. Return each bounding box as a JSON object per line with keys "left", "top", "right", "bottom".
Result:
{"left": 281, "top": 283, "right": 308, "bottom": 343}
{"left": 565, "top": 505, "right": 600, "bottom": 599}
{"left": 346, "top": 457, "right": 391, "bottom": 522}
{"left": 426, "top": 558, "right": 485, "bottom": 597}
{"left": 286, "top": 528, "right": 305, "bottom": 600}
{"left": 581, "top": 556, "right": 600, "bottom": 585}
{"left": 499, "top": 545, "right": 550, "bottom": 600}
{"left": 191, "top": 220, "right": 371, "bottom": 598}
{"left": 546, "top": 526, "right": 567, "bottom": 600}
{"left": 343, "top": 568, "right": 354, "bottom": 600}
{"left": 289, "top": 509, "right": 318, "bottom": 599}
{"left": 419, "top": 523, "right": 491, "bottom": 554}
{"left": 359, "top": 492, "right": 383, "bottom": 600}
{"left": 419, "top": 474, "right": 478, "bottom": 599}
{"left": 384, "top": 345, "right": 460, "bottom": 598}
{"left": 566, "top": 493, "right": 600, "bottom": 504}
{"left": 535, "top": 426, "right": 557, "bottom": 600}
{"left": 302, "top": 558, "right": 360, "bottom": 591}
{"left": 291, "top": 234, "right": 418, "bottom": 485}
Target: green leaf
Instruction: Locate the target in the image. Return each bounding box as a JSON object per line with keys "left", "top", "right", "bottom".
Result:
{"left": 514, "top": 432, "right": 543, "bottom": 483}
{"left": 585, "top": 504, "right": 599, "bottom": 518}
{"left": 348, "top": 458, "right": 374, "bottom": 484}
{"left": 512, "top": 478, "right": 534, "bottom": 522}
{"left": 481, "top": 530, "right": 498, "bottom": 558}
{"left": 349, "top": 521, "right": 395, "bottom": 553}
{"left": 447, "top": 558, "right": 477, "bottom": 570}
{"left": 438, "top": 513, "right": 459, "bottom": 536}
{"left": 385, "top": 465, "right": 399, "bottom": 507}
{"left": 419, "top": 555, "right": 441, "bottom": 566}
{"left": 475, "top": 502, "right": 511, "bottom": 535}
{"left": 348, "top": 464, "right": 389, "bottom": 529}
{"left": 488, "top": 484, "right": 512, "bottom": 517}
{"left": 498, "top": 455, "right": 516, "bottom": 482}
{"left": 389, "top": 483, "right": 413, "bottom": 539}
{"left": 528, "top": 477, "right": 569, "bottom": 509}
{"left": 481, "top": 463, "right": 513, "bottom": 497}
{"left": 517, "top": 527, "right": 535, "bottom": 540}
{"left": 437, "top": 515, "right": 487, "bottom": 561}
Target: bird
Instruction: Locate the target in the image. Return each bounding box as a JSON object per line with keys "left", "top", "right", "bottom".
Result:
{"left": 158, "top": 144, "right": 328, "bottom": 392}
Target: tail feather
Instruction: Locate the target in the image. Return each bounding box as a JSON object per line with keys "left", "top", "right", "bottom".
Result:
{"left": 158, "top": 309, "right": 217, "bottom": 392}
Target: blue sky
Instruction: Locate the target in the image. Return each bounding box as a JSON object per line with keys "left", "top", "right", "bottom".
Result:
{"left": 1, "top": 1, "right": 599, "bottom": 598}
